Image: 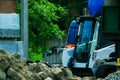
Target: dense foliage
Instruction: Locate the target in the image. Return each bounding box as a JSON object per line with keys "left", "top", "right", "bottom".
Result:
{"left": 28, "top": 0, "right": 68, "bottom": 61}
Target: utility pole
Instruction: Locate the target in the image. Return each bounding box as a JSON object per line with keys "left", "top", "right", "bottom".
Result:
{"left": 21, "top": 0, "right": 28, "bottom": 59}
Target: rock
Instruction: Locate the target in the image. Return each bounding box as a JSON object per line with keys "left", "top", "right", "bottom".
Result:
{"left": 61, "top": 67, "right": 73, "bottom": 76}
{"left": 97, "top": 78, "right": 103, "bottom": 80}
{"left": 7, "top": 67, "right": 20, "bottom": 79}
{"left": 12, "top": 53, "right": 20, "bottom": 58}
{"left": 45, "top": 77, "right": 53, "bottom": 80}
{"left": 0, "top": 53, "right": 10, "bottom": 71}
{"left": 0, "top": 49, "right": 8, "bottom": 54}
{"left": 38, "top": 72, "right": 48, "bottom": 79}
{"left": 51, "top": 67, "right": 66, "bottom": 80}
{"left": 82, "top": 77, "right": 90, "bottom": 80}
{"left": 0, "top": 69, "right": 6, "bottom": 80}
{"left": 69, "top": 75, "right": 82, "bottom": 80}
{"left": 0, "top": 58, "right": 10, "bottom": 71}
{"left": 32, "top": 73, "right": 42, "bottom": 80}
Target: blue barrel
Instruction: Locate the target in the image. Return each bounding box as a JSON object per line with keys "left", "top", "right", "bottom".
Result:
{"left": 67, "top": 20, "right": 78, "bottom": 44}
{"left": 88, "top": 0, "right": 104, "bottom": 16}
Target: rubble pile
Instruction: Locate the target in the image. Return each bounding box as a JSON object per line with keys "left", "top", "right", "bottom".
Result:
{"left": 0, "top": 50, "right": 79, "bottom": 80}
{"left": 104, "top": 70, "right": 120, "bottom": 80}
{"left": 1, "top": 49, "right": 120, "bottom": 80}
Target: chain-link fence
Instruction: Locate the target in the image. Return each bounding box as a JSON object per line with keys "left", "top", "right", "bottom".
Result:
{"left": 0, "top": 0, "right": 16, "bottom": 13}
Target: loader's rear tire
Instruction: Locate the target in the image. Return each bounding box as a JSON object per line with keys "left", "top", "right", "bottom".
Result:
{"left": 95, "top": 65, "right": 117, "bottom": 78}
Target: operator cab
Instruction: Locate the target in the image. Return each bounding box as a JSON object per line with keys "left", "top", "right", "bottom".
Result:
{"left": 74, "top": 16, "right": 99, "bottom": 63}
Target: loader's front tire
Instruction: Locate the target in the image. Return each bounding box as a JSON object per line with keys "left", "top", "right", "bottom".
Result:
{"left": 95, "top": 65, "right": 117, "bottom": 78}
{"left": 67, "top": 57, "right": 74, "bottom": 67}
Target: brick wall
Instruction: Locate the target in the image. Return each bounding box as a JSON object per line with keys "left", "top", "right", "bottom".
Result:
{"left": 0, "top": 0, "right": 16, "bottom": 13}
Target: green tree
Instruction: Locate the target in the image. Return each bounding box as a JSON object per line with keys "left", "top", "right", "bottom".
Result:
{"left": 28, "top": 0, "right": 68, "bottom": 61}
{"left": 49, "top": 0, "right": 88, "bottom": 30}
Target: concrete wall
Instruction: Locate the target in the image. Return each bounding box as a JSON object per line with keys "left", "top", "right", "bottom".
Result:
{"left": 48, "top": 37, "right": 67, "bottom": 48}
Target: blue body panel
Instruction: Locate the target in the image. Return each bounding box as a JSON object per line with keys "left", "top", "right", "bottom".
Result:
{"left": 67, "top": 20, "right": 78, "bottom": 44}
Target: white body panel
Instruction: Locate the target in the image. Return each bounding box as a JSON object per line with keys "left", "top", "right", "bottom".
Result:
{"left": 95, "top": 44, "right": 115, "bottom": 60}
{"left": 89, "top": 44, "right": 115, "bottom": 68}
{"left": 62, "top": 47, "right": 88, "bottom": 68}
{"left": 62, "top": 48, "right": 74, "bottom": 67}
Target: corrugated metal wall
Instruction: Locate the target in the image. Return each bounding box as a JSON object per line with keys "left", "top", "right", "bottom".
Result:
{"left": 43, "top": 48, "right": 64, "bottom": 65}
